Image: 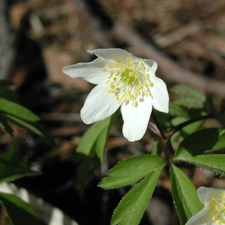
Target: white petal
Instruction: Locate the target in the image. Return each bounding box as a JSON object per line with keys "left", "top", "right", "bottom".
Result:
{"left": 88, "top": 48, "right": 131, "bottom": 64}
{"left": 143, "top": 59, "right": 158, "bottom": 74}
{"left": 151, "top": 76, "right": 169, "bottom": 113}
{"left": 198, "top": 187, "right": 224, "bottom": 204}
{"left": 186, "top": 187, "right": 225, "bottom": 225}
{"left": 121, "top": 97, "right": 152, "bottom": 142}
{"left": 185, "top": 205, "right": 211, "bottom": 225}
{"left": 62, "top": 58, "right": 108, "bottom": 84}
{"left": 81, "top": 82, "right": 120, "bottom": 124}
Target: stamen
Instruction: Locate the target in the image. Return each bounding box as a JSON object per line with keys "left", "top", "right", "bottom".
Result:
{"left": 103, "top": 58, "right": 153, "bottom": 107}
{"left": 208, "top": 195, "right": 225, "bottom": 224}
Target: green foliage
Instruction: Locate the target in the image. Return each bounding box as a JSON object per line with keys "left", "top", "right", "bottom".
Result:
{"left": 170, "top": 84, "right": 206, "bottom": 109}
{"left": 0, "top": 80, "right": 54, "bottom": 225}
{"left": 6, "top": 114, "right": 55, "bottom": 145}
{"left": 170, "top": 165, "right": 203, "bottom": 225}
{"left": 173, "top": 129, "right": 225, "bottom": 174}
{"left": 0, "top": 79, "right": 224, "bottom": 225}
{"left": 97, "top": 84, "right": 225, "bottom": 225}
{"left": 178, "top": 154, "right": 225, "bottom": 175}
{"left": 170, "top": 117, "right": 204, "bottom": 141}
{"left": 174, "top": 128, "right": 225, "bottom": 157}
{"left": 110, "top": 168, "right": 164, "bottom": 225}
{"left": 0, "top": 97, "right": 54, "bottom": 145}
{"left": 75, "top": 114, "right": 117, "bottom": 194}
{"left": 75, "top": 114, "right": 116, "bottom": 163}
{"left": 99, "top": 155, "right": 166, "bottom": 189}
{"left": 0, "top": 147, "right": 41, "bottom": 183}
{"left": 0, "top": 81, "right": 55, "bottom": 144}
{"left": 0, "top": 98, "right": 40, "bottom": 122}
{"left": 0, "top": 97, "right": 41, "bottom": 137}
{"left": 0, "top": 193, "right": 42, "bottom": 225}
{"left": 0, "top": 113, "right": 14, "bottom": 136}
{"left": 169, "top": 84, "right": 208, "bottom": 118}
{"left": 99, "top": 155, "right": 165, "bottom": 224}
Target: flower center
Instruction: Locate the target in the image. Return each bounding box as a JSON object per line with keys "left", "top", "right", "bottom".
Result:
{"left": 120, "top": 69, "right": 136, "bottom": 85}
{"left": 102, "top": 57, "right": 153, "bottom": 107}
{"left": 209, "top": 194, "right": 225, "bottom": 224}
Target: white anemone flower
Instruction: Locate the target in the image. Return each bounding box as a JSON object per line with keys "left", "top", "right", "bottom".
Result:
{"left": 186, "top": 187, "right": 225, "bottom": 225}
{"left": 62, "top": 48, "right": 169, "bottom": 142}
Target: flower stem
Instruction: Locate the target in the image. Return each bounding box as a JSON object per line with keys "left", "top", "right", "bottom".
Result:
{"left": 151, "top": 112, "right": 212, "bottom": 164}
{"left": 151, "top": 112, "right": 174, "bottom": 163}
{"left": 151, "top": 111, "right": 167, "bottom": 140}
{"left": 169, "top": 113, "right": 212, "bottom": 138}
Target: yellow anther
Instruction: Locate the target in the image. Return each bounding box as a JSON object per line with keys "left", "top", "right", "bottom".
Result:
{"left": 129, "top": 72, "right": 134, "bottom": 77}
{"left": 208, "top": 196, "right": 225, "bottom": 225}
{"left": 104, "top": 57, "right": 153, "bottom": 107}
{"left": 137, "top": 82, "right": 142, "bottom": 89}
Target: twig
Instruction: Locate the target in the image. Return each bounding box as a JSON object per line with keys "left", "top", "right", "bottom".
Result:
{"left": 70, "top": 0, "right": 225, "bottom": 97}
{"left": 112, "top": 22, "right": 225, "bottom": 97}
{"left": 72, "top": 0, "right": 113, "bottom": 48}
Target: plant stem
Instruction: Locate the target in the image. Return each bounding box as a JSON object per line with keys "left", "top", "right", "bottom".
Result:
{"left": 152, "top": 111, "right": 167, "bottom": 140}
{"left": 151, "top": 112, "right": 174, "bottom": 164}
{"left": 169, "top": 113, "right": 212, "bottom": 138}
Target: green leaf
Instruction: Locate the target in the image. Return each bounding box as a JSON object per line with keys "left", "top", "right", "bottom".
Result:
{"left": 110, "top": 167, "right": 163, "bottom": 225}
{"left": 169, "top": 85, "right": 208, "bottom": 118}
{"left": 151, "top": 143, "right": 163, "bottom": 156}
{"left": 0, "top": 98, "right": 40, "bottom": 122}
{"left": 99, "top": 155, "right": 166, "bottom": 189}
{"left": 175, "top": 154, "right": 225, "bottom": 176}
{"left": 170, "top": 164, "right": 203, "bottom": 225}
{"left": 0, "top": 113, "right": 14, "bottom": 136}
{"left": 170, "top": 84, "right": 206, "bottom": 109}
{"left": 6, "top": 114, "right": 55, "bottom": 145}
{"left": 174, "top": 128, "right": 225, "bottom": 158}
{"left": 169, "top": 101, "right": 189, "bottom": 117}
{"left": 95, "top": 126, "right": 109, "bottom": 162}
{"left": 75, "top": 115, "right": 115, "bottom": 163}
{"left": 75, "top": 156, "right": 91, "bottom": 196}
{"left": 0, "top": 193, "right": 42, "bottom": 225}
{"left": 171, "top": 117, "right": 204, "bottom": 142}
{"left": 0, "top": 147, "right": 41, "bottom": 183}
{"left": 75, "top": 114, "right": 116, "bottom": 195}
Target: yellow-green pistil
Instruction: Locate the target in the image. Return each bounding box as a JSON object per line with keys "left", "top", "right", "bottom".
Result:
{"left": 209, "top": 194, "right": 225, "bottom": 224}
{"left": 102, "top": 57, "right": 153, "bottom": 107}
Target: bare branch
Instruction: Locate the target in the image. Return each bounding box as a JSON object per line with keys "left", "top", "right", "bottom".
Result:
{"left": 112, "top": 23, "right": 225, "bottom": 97}
{"left": 73, "top": 0, "right": 113, "bottom": 48}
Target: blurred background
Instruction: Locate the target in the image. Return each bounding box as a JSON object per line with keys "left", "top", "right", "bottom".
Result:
{"left": 1, "top": 0, "right": 225, "bottom": 224}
